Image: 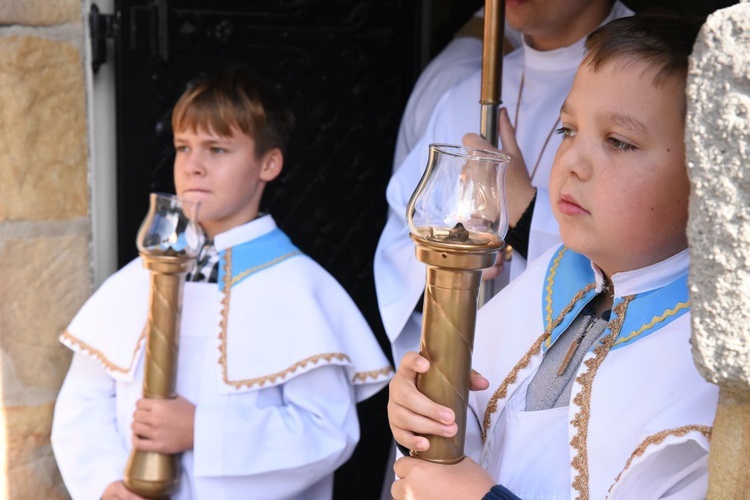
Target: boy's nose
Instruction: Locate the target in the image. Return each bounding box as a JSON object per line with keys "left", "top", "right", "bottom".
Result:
{"left": 558, "top": 142, "right": 593, "bottom": 181}
{"left": 183, "top": 152, "right": 206, "bottom": 175}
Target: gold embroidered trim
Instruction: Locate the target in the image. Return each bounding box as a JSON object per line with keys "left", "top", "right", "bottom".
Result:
{"left": 218, "top": 248, "right": 393, "bottom": 389}
{"left": 544, "top": 280, "right": 595, "bottom": 349}
{"left": 218, "top": 248, "right": 233, "bottom": 384}
{"left": 61, "top": 328, "right": 147, "bottom": 374}
{"left": 226, "top": 352, "right": 352, "bottom": 389}
{"left": 223, "top": 354, "right": 392, "bottom": 389}
{"left": 613, "top": 301, "right": 690, "bottom": 347}
{"left": 481, "top": 283, "right": 595, "bottom": 441}
{"left": 353, "top": 366, "right": 395, "bottom": 382}
{"left": 608, "top": 425, "right": 712, "bottom": 495}
{"left": 230, "top": 250, "right": 302, "bottom": 287}
{"left": 481, "top": 331, "right": 547, "bottom": 442}
{"left": 545, "top": 247, "right": 568, "bottom": 327}
{"left": 570, "top": 295, "right": 634, "bottom": 500}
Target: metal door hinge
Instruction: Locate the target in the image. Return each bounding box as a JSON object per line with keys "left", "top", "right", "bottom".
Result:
{"left": 89, "top": 3, "right": 119, "bottom": 73}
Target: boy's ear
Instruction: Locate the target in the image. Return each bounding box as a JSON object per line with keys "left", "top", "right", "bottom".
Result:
{"left": 260, "top": 148, "right": 283, "bottom": 182}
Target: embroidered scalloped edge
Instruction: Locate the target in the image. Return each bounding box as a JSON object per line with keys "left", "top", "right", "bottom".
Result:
{"left": 229, "top": 250, "right": 303, "bottom": 289}
{"left": 607, "top": 425, "right": 712, "bottom": 496}
{"left": 60, "top": 328, "right": 146, "bottom": 375}
{"left": 545, "top": 247, "right": 568, "bottom": 328}
{"left": 613, "top": 301, "right": 690, "bottom": 347}
{"left": 570, "top": 296, "right": 634, "bottom": 500}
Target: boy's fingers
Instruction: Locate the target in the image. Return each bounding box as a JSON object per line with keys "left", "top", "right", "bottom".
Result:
{"left": 470, "top": 369, "right": 490, "bottom": 391}
{"left": 397, "top": 351, "right": 430, "bottom": 375}
{"left": 130, "top": 422, "right": 151, "bottom": 439}
{"left": 391, "top": 425, "right": 430, "bottom": 453}
{"left": 388, "top": 349, "right": 459, "bottom": 450}
{"left": 134, "top": 398, "right": 152, "bottom": 410}
{"left": 132, "top": 434, "right": 159, "bottom": 453}
{"left": 391, "top": 408, "right": 458, "bottom": 445}
{"left": 388, "top": 372, "right": 455, "bottom": 425}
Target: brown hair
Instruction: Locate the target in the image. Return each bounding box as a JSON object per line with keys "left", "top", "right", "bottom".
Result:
{"left": 583, "top": 14, "right": 702, "bottom": 86}
{"left": 171, "top": 69, "right": 294, "bottom": 157}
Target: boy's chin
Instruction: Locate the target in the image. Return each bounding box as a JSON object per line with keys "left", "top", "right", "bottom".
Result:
{"left": 178, "top": 191, "right": 210, "bottom": 205}
{"left": 558, "top": 238, "right": 591, "bottom": 259}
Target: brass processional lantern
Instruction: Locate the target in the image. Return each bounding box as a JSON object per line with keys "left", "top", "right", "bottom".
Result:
{"left": 124, "top": 192, "right": 203, "bottom": 498}
{"left": 407, "top": 144, "right": 509, "bottom": 463}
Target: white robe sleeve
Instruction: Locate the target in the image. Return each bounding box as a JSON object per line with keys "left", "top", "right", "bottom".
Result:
{"left": 51, "top": 353, "right": 130, "bottom": 500}
{"left": 192, "top": 364, "right": 359, "bottom": 498}
{"left": 373, "top": 134, "right": 430, "bottom": 351}
{"left": 392, "top": 36, "right": 483, "bottom": 170}
{"left": 374, "top": 89, "right": 462, "bottom": 365}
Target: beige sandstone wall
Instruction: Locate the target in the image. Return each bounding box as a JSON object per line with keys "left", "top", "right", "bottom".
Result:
{"left": 0, "top": 0, "right": 91, "bottom": 498}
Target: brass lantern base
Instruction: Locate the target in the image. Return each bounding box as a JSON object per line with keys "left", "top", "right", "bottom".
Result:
{"left": 124, "top": 451, "right": 180, "bottom": 499}
{"left": 410, "top": 233, "right": 501, "bottom": 463}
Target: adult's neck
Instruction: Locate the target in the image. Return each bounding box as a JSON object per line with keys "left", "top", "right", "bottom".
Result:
{"left": 526, "top": 1, "right": 613, "bottom": 51}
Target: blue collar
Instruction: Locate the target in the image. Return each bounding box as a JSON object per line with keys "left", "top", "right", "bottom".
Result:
{"left": 543, "top": 246, "right": 690, "bottom": 352}
{"left": 218, "top": 228, "right": 301, "bottom": 291}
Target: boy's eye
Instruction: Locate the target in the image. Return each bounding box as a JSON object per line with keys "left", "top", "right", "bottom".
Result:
{"left": 607, "top": 137, "right": 637, "bottom": 152}
{"left": 555, "top": 126, "right": 575, "bottom": 138}
{"left": 175, "top": 145, "right": 189, "bottom": 153}
{"left": 210, "top": 147, "right": 227, "bottom": 154}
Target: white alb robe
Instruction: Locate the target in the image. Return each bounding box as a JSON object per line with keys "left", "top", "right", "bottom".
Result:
{"left": 51, "top": 215, "right": 393, "bottom": 500}
{"left": 465, "top": 246, "right": 717, "bottom": 498}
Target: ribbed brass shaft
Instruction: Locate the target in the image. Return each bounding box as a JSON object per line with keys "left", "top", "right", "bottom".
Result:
{"left": 410, "top": 235, "right": 500, "bottom": 463}
{"left": 124, "top": 254, "right": 193, "bottom": 499}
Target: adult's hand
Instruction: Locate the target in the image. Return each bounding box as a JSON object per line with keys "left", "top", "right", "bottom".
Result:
{"left": 463, "top": 107, "right": 536, "bottom": 228}
{"left": 482, "top": 252, "right": 506, "bottom": 281}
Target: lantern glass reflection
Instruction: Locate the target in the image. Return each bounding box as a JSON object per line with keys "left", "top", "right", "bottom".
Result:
{"left": 136, "top": 192, "right": 204, "bottom": 257}
{"left": 407, "top": 144, "right": 510, "bottom": 248}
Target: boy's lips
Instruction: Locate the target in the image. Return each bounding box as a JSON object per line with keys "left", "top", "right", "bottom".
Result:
{"left": 183, "top": 188, "right": 211, "bottom": 196}
{"left": 558, "top": 194, "right": 588, "bottom": 216}
{"left": 180, "top": 189, "right": 212, "bottom": 204}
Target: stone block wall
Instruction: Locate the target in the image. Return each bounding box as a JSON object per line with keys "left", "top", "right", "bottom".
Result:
{"left": 0, "top": 0, "right": 91, "bottom": 498}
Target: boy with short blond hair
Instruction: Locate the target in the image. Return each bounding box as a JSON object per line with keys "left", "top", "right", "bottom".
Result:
{"left": 387, "top": 15, "right": 717, "bottom": 499}
{"left": 51, "top": 70, "right": 393, "bottom": 500}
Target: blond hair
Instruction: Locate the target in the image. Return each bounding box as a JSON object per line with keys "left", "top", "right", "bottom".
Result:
{"left": 171, "top": 69, "right": 294, "bottom": 157}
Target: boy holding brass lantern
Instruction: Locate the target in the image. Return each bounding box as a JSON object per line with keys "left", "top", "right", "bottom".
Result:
{"left": 51, "top": 69, "right": 393, "bottom": 500}
{"left": 387, "top": 16, "right": 718, "bottom": 499}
